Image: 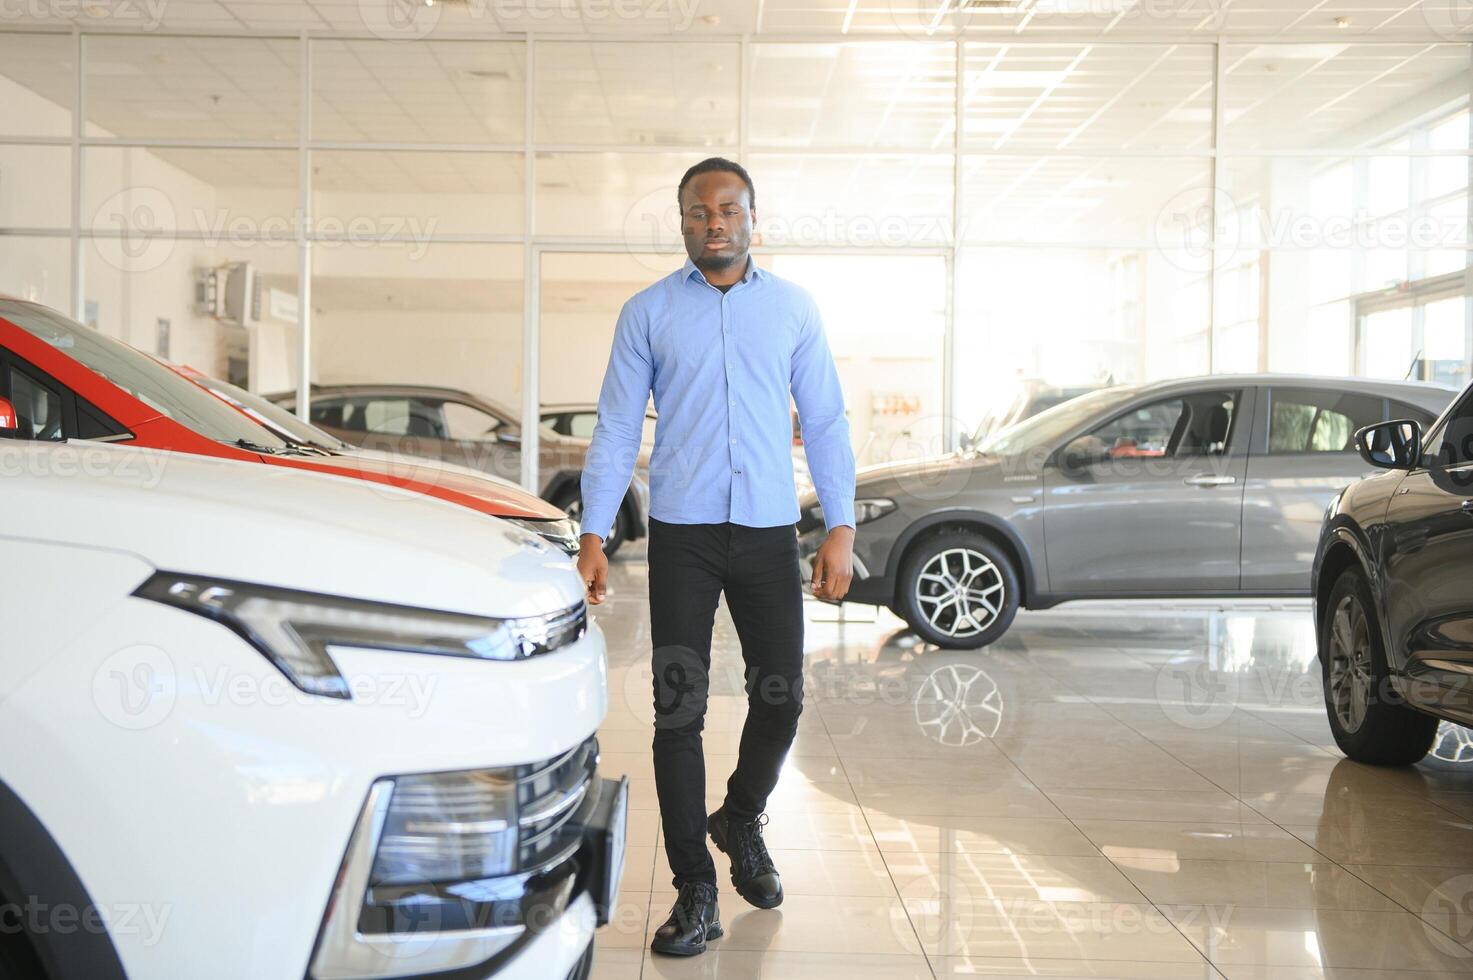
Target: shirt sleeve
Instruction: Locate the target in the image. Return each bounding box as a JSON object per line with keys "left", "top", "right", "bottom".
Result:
{"left": 790, "top": 292, "right": 856, "bottom": 530}
{"left": 581, "top": 299, "right": 654, "bottom": 541}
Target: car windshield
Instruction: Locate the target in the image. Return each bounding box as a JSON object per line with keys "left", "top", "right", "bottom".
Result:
{"left": 977, "top": 386, "right": 1137, "bottom": 457}
{"left": 0, "top": 301, "right": 291, "bottom": 450}
{"left": 198, "top": 375, "right": 346, "bottom": 450}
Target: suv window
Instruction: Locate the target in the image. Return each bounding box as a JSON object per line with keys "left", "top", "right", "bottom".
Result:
{"left": 312, "top": 396, "right": 446, "bottom": 438}
{"left": 1427, "top": 391, "right": 1473, "bottom": 468}
{"left": 1080, "top": 390, "right": 1239, "bottom": 460}
{"left": 1268, "top": 388, "right": 1385, "bottom": 454}
{"left": 442, "top": 401, "right": 504, "bottom": 441}
{"left": 6, "top": 364, "right": 65, "bottom": 441}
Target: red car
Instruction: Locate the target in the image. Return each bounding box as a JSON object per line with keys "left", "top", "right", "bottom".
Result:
{"left": 0, "top": 297, "right": 580, "bottom": 554}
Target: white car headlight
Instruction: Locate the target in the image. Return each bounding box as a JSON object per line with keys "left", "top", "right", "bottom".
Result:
{"left": 134, "top": 573, "right": 586, "bottom": 699}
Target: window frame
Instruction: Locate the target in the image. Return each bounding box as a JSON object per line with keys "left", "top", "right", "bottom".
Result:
{"left": 0, "top": 349, "right": 128, "bottom": 443}
{"left": 1416, "top": 385, "right": 1473, "bottom": 472}
{"left": 1059, "top": 387, "right": 1248, "bottom": 466}
{"left": 1260, "top": 386, "right": 1393, "bottom": 457}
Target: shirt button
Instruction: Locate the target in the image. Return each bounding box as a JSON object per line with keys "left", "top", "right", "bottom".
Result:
{"left": 730, "top": 438, "right": 737, "bottom": 444}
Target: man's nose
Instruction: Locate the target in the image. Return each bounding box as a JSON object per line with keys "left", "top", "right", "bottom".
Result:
{"left": 705, "top": 215, "right": 726, "bottom": 237}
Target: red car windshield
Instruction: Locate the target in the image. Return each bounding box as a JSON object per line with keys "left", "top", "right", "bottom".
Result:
{"left": 1, "top": 301, "right": 291, "bottom": 451}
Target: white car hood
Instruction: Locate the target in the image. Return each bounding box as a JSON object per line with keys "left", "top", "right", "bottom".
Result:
{"left": 0, "top": 442, "right": 583, "bottom": 618}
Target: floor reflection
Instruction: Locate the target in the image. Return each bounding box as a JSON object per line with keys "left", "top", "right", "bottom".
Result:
{"left": 591, "top": 549, "right": 1473, "bottom": 978}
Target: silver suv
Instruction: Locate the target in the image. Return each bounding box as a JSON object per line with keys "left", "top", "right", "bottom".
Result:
{"left": 799, "top": 375, "right": 1456, "bottom": 649}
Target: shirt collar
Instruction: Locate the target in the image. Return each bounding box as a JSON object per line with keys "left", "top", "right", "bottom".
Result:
{"left": 680, "top": 256, "right": 762, "bottom": 288}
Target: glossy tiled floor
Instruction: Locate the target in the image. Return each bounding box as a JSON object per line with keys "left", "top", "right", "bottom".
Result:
{"left": 587, "top": 543, "right": 1473, "bottom": 980}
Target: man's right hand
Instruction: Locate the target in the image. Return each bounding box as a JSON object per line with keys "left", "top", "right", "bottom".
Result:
{"left": 576, "top": 533, "right": 609, "bottom": 605}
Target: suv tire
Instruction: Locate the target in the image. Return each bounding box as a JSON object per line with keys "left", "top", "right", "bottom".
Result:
{"left": 893, "top": 530, "right": 1020, "bottom": 650}
{"left": 1321, "top": 567, "right": 1438, "bottom": 766}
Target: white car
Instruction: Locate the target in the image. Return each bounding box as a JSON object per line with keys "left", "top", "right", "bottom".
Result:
{"left": 0, "top": 440, "right": 624, "bottom": 980}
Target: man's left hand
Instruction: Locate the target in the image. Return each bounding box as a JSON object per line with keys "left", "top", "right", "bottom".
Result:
{"left": 811, "top": 526, "right": 855, "bottom": 601}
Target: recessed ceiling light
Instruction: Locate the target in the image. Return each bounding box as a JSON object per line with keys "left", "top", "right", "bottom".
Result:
{"left": 1334, "top": 16, "right": 1350, "bottom": 29}
{"left": 701, "top": 14, "right": 719, "bottom": 24}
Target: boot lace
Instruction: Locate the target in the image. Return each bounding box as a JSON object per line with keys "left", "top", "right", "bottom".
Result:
{"left": 670, "top": 881, "right": 717, "bottom": 929}
{"left": 731, "top": 812, "right": 776, "bottom": 879}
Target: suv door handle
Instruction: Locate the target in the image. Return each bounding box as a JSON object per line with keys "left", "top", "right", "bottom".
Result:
{"left": 1184, "top": 475, "right": 1237, "bottom": 487}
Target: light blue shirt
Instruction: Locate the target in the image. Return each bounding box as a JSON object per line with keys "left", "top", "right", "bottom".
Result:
{"left": 581, "top": 258, "right": 856, "bottom": 541}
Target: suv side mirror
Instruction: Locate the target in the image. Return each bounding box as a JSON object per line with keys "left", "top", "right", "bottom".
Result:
{"left": 1355, "top": 419, "right": 1422, "bottom": 470}
{"left": 958, "top": 431, "right": 976, "bottom": 453}
{"left": 0, "top": 396, "right": 20, "bottom": 439}
{"left": 496, "top": 424, "right": 521, "bottom": 445}
{"left": 1055, "top": 435, "right": 1106, "bottom": 477}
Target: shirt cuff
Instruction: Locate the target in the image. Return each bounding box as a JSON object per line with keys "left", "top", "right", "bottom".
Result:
{"left": 819, "top": 496, "right": 856, "bottom": 531}
{"left": 577, "top": 504, "right": 617, "bottom": 543}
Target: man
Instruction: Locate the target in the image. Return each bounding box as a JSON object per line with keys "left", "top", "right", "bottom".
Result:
{"left": 577, "top": 158, "right": 857, "bottom": 957}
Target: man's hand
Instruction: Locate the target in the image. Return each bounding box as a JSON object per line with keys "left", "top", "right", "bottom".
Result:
{"left": 576, "top": 533, "right": 609, "bottom": 605}
{"left": 810, "top": 525, "right": 855, "bottom": 601}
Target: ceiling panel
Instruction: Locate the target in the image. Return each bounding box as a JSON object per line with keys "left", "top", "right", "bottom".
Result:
{"left": 0, "top": 0, "right": 1467, "bottom": 36}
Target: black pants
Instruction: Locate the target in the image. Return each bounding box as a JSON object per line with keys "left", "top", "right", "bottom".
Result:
{"left": 647, "top": 517, "right": 805, "bottom": 887}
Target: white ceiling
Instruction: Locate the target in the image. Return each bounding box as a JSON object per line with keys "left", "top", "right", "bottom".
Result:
{"left": 2, "top": 1, "right": 1469, "bottom": 250}
{"left": 1, "top": 0, "right": 1471, "bottom": 38}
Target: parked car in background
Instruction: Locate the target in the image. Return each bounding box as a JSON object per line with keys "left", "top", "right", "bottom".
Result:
{"left": 542, "top": 402, "right": 657, "bottom": 444}
{"left": 800, "top": 375, "right": 1456, "bottom": 649}
{"left": 0, "top": 298, "right": 581, "bottom": 556}
{"left": 173, "top": 366, "right": 581, "bottom": 556}
{"left": 542, "top": 400, "right": 816, "bottom": 497}
{"left": 0, "top": 438, "right": 622, "bottom": 979}
{"left": 962, "top": 379, "right": 1110, "bottom": 450}
{"left": 271, "top": 385, "right": 650, "bottom": 556}
{"left": 1312, "top": 384, "right": 1473, "bottom": 765}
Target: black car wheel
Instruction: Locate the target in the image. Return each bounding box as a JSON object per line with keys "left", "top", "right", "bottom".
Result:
{"left": 555, "top": 487, "right": 627, "bottom": 557}
{"left": 1321, "top": 567, "right": 1438, "bottom": 766}
{"left": 893, "top": 531, "right": 1020, "bottom": 650}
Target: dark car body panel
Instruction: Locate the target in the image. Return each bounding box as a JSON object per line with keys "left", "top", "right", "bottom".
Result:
{"left": 1311, "top": 385, "right": 1473, "bottom": 730}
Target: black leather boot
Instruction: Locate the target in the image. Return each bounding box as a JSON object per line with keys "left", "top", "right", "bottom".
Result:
{"left": 649, "top": 881, "right": 722, "bottom": 956}
{"left": 708, "top": 806, "right": 783, "bottom": 909}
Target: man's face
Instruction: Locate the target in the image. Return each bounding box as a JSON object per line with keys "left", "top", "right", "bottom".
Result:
{"left": 679, "top": 171, "right": 754, "bottom": 273}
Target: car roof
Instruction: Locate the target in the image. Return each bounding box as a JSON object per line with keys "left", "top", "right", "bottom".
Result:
{"left": 269, "top": 383, "right": 519, "bottom": 415}
{"left": 1131, "top": 373, "right": 1458, "bottom": 410}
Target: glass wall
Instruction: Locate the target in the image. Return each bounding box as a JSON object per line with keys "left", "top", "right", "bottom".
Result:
{"left": 0, "top": 29, "right": 1469, "bottom": 467}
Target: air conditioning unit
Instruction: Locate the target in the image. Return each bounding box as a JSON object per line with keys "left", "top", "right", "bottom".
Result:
{"left": 221, "top": 262, "right": 261, "bottom": 328}
{"left": 193, "top": 262, "right": 261, "bottom": 328}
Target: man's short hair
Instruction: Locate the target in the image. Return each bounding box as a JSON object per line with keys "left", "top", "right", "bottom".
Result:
{"left": 677, "top": 157, "right": 756, "bottom": 213}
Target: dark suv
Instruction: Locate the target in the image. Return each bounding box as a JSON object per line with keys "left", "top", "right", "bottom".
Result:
{"left": 1312, "top": 382, "right": 1473, "bottom": 765}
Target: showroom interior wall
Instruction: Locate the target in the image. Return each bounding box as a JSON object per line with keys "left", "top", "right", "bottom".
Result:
{"left": 0, "top": 26, "right": 1470, "bottom": 487}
